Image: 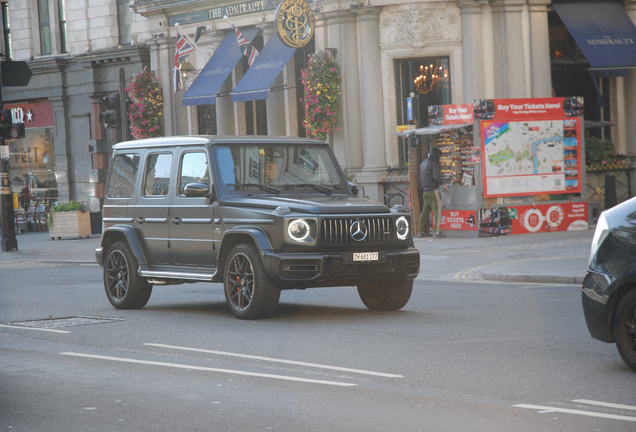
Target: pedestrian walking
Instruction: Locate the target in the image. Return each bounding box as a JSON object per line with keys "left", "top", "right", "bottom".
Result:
{"left": 418, "top": 148, "right": 448, "bottom": 238}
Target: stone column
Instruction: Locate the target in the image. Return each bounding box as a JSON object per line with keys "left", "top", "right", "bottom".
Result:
{"left": 527, "top": 0, "right": 552, "bottom": 97}
{"left": 214, "top": 31, "right": 235, "bottom": 135}
{"left": 459, "top": 0, "right": 486, "bottom": 103}
{"left": 322, "top": 10, "right": 364, "bottom": 171}
{"left": 489, "top": 0, "right": 528, "bottom": 98}
{"left": 356, "top": 7, "right": 386, "bottom": 171}
{"left": 261, "top": 26, "right": 287, "bottom": 136}
{"left": 624, "top": 1, "right": 636, "bottom": 162}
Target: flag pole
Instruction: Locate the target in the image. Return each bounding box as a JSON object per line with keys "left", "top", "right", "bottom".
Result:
{"left": 174, "top": 23, "right": 208, "bottom": 59}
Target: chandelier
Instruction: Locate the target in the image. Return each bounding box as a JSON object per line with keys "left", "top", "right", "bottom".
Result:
{"left": 414, "top": 61, "right": 448, "bottom": 95}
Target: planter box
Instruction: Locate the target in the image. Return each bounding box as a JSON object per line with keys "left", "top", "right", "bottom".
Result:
{"left": 50, "top": 211, "right": 92, "bottom": 240}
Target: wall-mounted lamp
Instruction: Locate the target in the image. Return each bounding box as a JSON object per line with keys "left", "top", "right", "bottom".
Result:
{"left": 180, "top": 61, "right": 196, "bottom": 79}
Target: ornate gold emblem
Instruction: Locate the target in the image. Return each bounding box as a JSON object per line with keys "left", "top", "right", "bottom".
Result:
{"left": 275, "top": 0, "right": 315, "bottom": 48}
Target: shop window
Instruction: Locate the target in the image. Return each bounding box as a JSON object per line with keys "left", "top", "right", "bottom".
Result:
{"left": 117, "top": 0, "right": 132, "bottom": 45}
{"left": 395, "top": 57, "right": 451, "bottom": 166}
{"left": 8, "top": 127, "right": 58, "bottom": 208}
{"left": 197, "top": 104, "right": 217, "bottom": 135}
{"left": 107, "top": 153, "right": 140, "bottom": 198}
{"left": 143, "top": 153, "right": 172, "bottom": 196}
{"left": 293, "top": 38, "right": 315, "bottom": 138}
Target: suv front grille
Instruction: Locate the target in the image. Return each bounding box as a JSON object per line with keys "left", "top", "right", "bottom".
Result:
{"left": 321, "top": 217, "right": 394, "bottom": 244}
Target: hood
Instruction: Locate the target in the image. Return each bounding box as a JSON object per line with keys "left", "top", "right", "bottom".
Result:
{"left": 220, "top": 194, "right": 390, "bottom": 215}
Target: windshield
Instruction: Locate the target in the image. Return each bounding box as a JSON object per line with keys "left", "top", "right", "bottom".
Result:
{"left": 215, "top": 144, "right": 347, "bottom": 194}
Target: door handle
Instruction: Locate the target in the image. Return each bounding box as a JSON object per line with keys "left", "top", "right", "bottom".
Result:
{"left": 171, "top": 217, "right": 181, "bottom": 225}
{"left": 135, "top": 217, "right": 144, "bottom": 224}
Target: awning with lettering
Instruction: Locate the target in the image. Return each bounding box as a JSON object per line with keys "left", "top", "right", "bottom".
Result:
{"left": 552, "top": 0, "right": 636, "bottom": 70}
{"left": 231, "top": 35, "right": 296, "bottom": 102}
{"left": 182, "top": 28, "right": 260, "bottom": 106}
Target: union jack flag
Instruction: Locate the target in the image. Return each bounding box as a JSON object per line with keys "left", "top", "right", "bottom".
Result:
{"left": 174, "top": 29, "right": 194, "bottom": 93}
{"left": 234, "top": 26, "right": 259, "bottom": 67}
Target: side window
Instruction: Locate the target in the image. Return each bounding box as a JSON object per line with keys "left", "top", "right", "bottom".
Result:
{"left": 143, "top": 153, "right": 173, "bottom": 196}
{"left": 107, "top": 153, "right": 140, "bottom": 198}
{"left": 178, "top": 151, "right": 209, "bottom": 195}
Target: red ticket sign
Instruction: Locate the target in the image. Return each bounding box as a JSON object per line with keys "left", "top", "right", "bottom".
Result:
{"left": 509, "top": 202, "right": 588, "bottom": 234}
{"left": 474, "top": 97, "right": 583, "bottom": 121}
{"left": 428, "top": 103, "right": 474, "bottom": 125}
{"left": 439, "top": 210, "right": 478, "bottom": 231}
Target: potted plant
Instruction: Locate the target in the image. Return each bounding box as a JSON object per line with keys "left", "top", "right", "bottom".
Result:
{"left": 48, "top": 201, "right": 92, "bottom": 240}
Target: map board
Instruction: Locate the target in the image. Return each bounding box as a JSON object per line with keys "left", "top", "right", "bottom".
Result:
{"left": 476, "top": 98, "right": 583, "bottom": 198}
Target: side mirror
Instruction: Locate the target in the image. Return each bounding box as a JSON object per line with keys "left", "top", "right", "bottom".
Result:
{"left": 348, "top": 182, "right": 359, "bottom": 197}
{"left": 184, "top": 182, "right": 211, "bottom": 198}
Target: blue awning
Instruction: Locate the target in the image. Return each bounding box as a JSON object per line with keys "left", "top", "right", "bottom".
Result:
{"left": 182, "top": 28, "right": 260, "bottom": 106}
{"left": 231, "top": 35, "right": 296, "bottom": 102}
{"left": 552, "top": 1, "right": 636, "bottom": 70}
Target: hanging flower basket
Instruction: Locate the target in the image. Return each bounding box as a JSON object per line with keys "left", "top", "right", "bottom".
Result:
{"left": 126, "top": 67, "right": 164, "bottom": 139}
{"left": 301, "top": 50, "right": 341, "bottom": 141}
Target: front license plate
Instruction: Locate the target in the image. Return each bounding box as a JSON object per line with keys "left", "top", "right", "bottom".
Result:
{"left": 353, "top": 252, "right": 379, "bottom": 262}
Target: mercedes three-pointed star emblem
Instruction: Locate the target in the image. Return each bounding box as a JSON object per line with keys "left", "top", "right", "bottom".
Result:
{"left": 350, "top": 220, "right": 368, "bottom": 242}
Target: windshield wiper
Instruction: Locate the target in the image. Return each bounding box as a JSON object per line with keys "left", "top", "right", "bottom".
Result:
{"left": 227, "top": 183, "right": 280, "bottom": 195}
{"left": 283, "top": 183, "right": 333, "bottom": 195}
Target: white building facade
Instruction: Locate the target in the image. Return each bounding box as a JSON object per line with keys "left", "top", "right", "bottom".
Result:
{"left": 3, "top": 0, "right": 636, "bottom": 208}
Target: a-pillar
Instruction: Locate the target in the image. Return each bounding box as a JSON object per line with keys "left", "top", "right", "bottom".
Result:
{"left": 261, "top": 25, "right": 286, "bottom": 136}
{"left": 214, "top": 31, "right": 236, "bottom": 135}
{"left": 355, "top": 7, "right": 386, "bottom": 200}
{"left": 527, "top": 0, "right": 552, "bottom": 97}
{"left": 459, "top": 0, "right": 486, "bottom": 103}
{"left": 489, "top": 0, "right": 528, "bottom": 98}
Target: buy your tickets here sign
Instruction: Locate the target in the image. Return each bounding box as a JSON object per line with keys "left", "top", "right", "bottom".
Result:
{"left": 476, "top": 97, "right": 583, "bottom": 198}
{"left": 428, "top": 103, "right": 474, "bottom": 125}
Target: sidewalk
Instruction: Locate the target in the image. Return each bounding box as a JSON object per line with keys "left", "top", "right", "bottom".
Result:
{"left": 0, "top": 229, "right": 594, "bottom": 284}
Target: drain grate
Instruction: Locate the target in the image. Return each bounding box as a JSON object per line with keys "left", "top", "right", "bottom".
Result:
{"left": 7, "top": 316, "right": 124, "bottom": 329}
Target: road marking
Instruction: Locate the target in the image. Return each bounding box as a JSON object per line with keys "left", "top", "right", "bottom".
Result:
{"left": 0, "top": 324, "right": 70, "bottom": 334}
{"left": 573, "top": 399, "right": 636, "bottom": 411}
{"left": 60, "top": 352, "right": 357, "bottom": 387}
{"left": 514, "top": 404, "right": 636, "bottom": 422}
{"left": 144, "top": 343, "right": 403, "bottom": 378}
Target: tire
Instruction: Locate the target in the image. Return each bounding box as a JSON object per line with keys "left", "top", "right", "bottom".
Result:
{"left": 357, "top": 280, "right": 413, "bottom": 311}
{"left": 104, "top": 241, "right": 152, "bottom": 309}
{"left": 224, "top": 244, "right": 280, "bottom": 320}
{"left": 614, "top": 289, "right": 636, "bottom": 372}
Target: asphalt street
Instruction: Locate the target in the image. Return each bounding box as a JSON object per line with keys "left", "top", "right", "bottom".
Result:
{"left": 3, "top": 228, "right": 635, "bottom": 431}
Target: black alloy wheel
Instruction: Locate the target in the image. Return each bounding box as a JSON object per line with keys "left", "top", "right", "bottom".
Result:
{"left": 104, "top": 241, "right": 152, "bottom": 309}
{"left": 224, "top": 244, "right": 280, "bottom": 319}
{"left": 615, "top": 289, "right": 636, "bottom": 371}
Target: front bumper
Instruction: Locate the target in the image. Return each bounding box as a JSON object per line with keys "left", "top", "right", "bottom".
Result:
{"left": 261, "top": 247, "right": 420, "bottom": 289}
{"left": 582, "top": 269, "right": 614, "bottom": 342}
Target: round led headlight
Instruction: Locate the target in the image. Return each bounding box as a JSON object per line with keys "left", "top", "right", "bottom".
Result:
{"left": 288, "top": 219, "right": 311, "bottom": 241}
{"left": 396, "top": 216, "right": 409, "bottom": 240}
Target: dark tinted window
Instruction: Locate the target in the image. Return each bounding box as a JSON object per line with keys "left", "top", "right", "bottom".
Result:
{"left": 107, "top": 153, "right": 140, "bottom": 198}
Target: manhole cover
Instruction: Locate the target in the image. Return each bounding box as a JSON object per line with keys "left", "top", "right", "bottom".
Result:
{"left": 7, "top": 316, "right": 124, "bottom": 329}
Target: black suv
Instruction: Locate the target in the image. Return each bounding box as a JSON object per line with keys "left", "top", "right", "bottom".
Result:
{"left": 95, "top": 136, "right": 420, "bottom": 319}
{"left": 583, "top": 196, "right": 636, "bottom": 371}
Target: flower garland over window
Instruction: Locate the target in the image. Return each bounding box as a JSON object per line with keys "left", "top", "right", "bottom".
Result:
{"left": 126, "top": 67, "right": 164, "bottom": 139}
{"left": 301, "top": 50, "right": 341, "bottom": 141}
